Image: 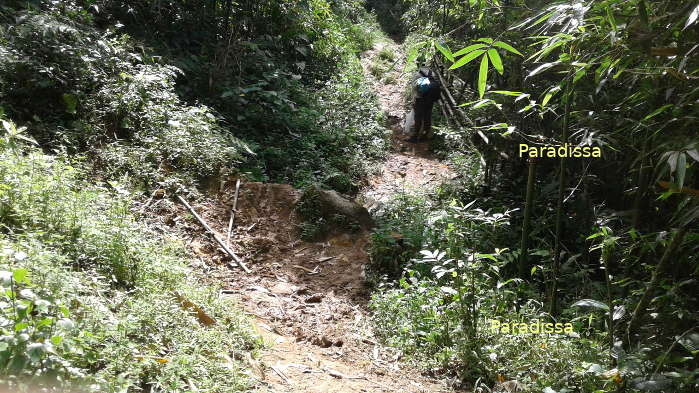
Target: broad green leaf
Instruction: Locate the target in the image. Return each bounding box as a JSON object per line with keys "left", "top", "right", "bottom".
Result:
{"left": 531, "top": 266, "right": 537, "bottom": 276}
{"left": 573, "top": 67, "right": 587, "bottom": 83}
{"left": 493, "top": 41, "right": 523, "bottom": 56}
{"left": 449, "top": 49, "right": 485, "bottom": 70}
{"left": 676, "top": 153, "right": 687, "bottom": 189}
{"left": 13, "top": 268, "right": 28, "bottom": 284}
{"left": 477, "top": 37, "right": 494, "bottom": 44}
{"left": 478, "top": 54, "right": 489, "bottom": 98}
{"left": 453, "top": 43, "right": 487, "bottom": 57}
{"left": 26, "top": 343, "right": 45, "bottom": 362}
{"left": 488, "top": 49, "right": 503, "bottom": 74}
{"left": 435, "top": 41, "right": 454, "bottom": 62}
{"left": 571, "top": 299, "right": 609, "bottom": 311}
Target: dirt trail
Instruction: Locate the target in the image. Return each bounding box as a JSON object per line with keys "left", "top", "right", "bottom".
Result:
{"left": 164, "top": 39, "right": 457, "bottom": 393}
{"left": 358, "top": 40, "right": 456, "bottom": 213}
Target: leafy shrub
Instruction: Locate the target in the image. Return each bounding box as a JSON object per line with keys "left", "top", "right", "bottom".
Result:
{"left": 371, "top": 261, "right": 612, "bottom": 392}
{"left": 0, "top": 121, "right": 259, "bottom": 392}
{"left": 0, "top": 14, "right": 249, "bottom": 190}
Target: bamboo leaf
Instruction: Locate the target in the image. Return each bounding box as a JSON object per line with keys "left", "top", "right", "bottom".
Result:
{"left": 642, "top": 104, "right": 673, "bottom": 122}
{"left": 527, "top": 61, "right": 561, "bottom": 78}
{"left": 435, "top": 41, "right": 454, "bottom": 62}
{"left": 478, "top": 54, "right": 489, "bottom": 98}
{"left": 668, "top": 151, "right": 680, "bottom": 173}
{"left": 449, "top": 49, "right": 486, "bottom": 70}
{"left": 512, "top": 11, "right": 554, "bottom": 30}
{"left": 490, "top": 90, "right": 525, "bottom": 96}
{"left": 453, "top": 43, "right": 487, "bottom": 57}
{"left": 676, "top": 153, "right": 687, "bottom": 190}
{"left": 528, "top": 38, "right": 566, "bottom": 62}
{"left": 477, "top": 37, "right": 494, "bottom": 44}
{"left": 686, "top": 149, "right": 699, "bottom": 162}
{"left": 488, "top": 49, "right": 504, "bottom": 75}
{"left": 493, "top": 41, "right": 523, "bottom": 56}
{"left": 572, "top": 299, "right": 609, "bottom": 311}
{"left": 685, "top": 5, "right": 699, "bottom": 30}
{"left": 541, "top": 86, "right": 561, "bottom": 107}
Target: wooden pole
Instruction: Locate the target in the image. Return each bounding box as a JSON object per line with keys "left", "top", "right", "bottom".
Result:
{"left": 226, "top": 179, "right": 241, "bottom": 247}
{"left": 177, "top": 195, "right": 251, "bottom": 273}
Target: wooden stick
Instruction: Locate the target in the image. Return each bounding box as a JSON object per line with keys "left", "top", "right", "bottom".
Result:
{"left": 226, "top": 179, "right": 241, "bottom": 247}
{"left": 176, "top": 195, "right": 251, "bottom": 273}
{"left": 270, "top": 365, "right": 291, "bottom": 384}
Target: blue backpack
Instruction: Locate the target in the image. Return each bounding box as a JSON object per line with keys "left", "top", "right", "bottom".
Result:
{"left": 416, "top": 77, "right": 431, "bottom": 95}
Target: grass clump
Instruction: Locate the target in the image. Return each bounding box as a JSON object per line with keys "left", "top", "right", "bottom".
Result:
{"left": 0, "top": 120, "right": 259, "bottom": 392}
{"left": 378, "top": 46, "right": 396, "bottom": 62}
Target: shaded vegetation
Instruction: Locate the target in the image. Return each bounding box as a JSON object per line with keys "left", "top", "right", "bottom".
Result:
{"left": 368, "top": 0, "right": 699, "bottom": 392}
{"left": 0, "top": 0, "right": 388, "bottom": 192}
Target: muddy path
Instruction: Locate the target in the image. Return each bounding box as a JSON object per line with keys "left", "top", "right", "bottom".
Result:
{"left": 160, "top": 38, "right": 457, "bottom": 393}
{"left": 358, "top": 40, "right": 457, "bottom": 214}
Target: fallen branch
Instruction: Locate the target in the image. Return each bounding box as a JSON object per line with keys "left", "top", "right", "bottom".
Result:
{"left": 177, "top": 194, "right": 251, "bottom": 273}
{"left": 270, "top": 365, "right": 291, "bottom": 384}
{"left": 226, "top": 179, "right": 241, "bottom": 247}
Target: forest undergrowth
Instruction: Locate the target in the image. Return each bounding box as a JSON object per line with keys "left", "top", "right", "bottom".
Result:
{"left": 366, "top": 1, "right": 699, "bottom": 392}
{"left": 0, "top": 0, "right": 391, "bottom": 392}
{"left": 0, "top": 0, "right": 697, "bottom": 393}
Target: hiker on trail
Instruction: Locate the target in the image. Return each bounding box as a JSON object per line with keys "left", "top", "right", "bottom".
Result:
{"left": 405, "top": 66, "right": 441, "bottom": 142}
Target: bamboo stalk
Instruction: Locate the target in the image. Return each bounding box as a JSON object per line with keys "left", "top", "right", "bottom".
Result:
{"left": 177, "top": 195, "right": 251, "bottom": 273}
{"left": 519, "top": 158, "right": 537, "bottom": 278}
{"left": 626, "top": 226, "right": 688, "bottom": 339}
{"left": 549, "top": 76, "right": 574, "bottom": 315}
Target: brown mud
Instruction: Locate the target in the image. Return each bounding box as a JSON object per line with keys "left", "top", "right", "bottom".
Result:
{"left": 160, "top": 38, "right": 458, "bottom": 392}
